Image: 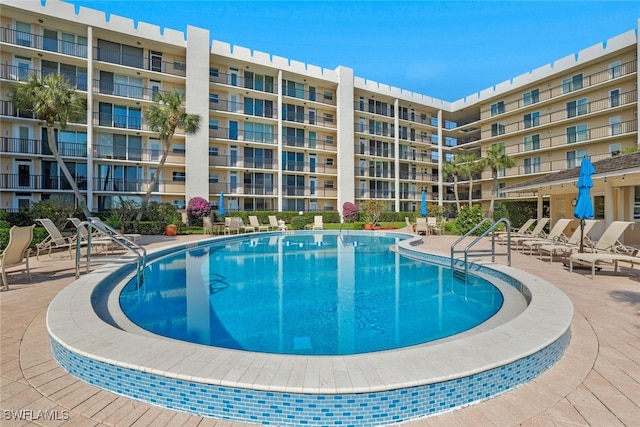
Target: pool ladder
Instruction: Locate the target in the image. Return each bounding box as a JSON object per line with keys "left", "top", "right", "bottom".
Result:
{"left": 75, "top": 220, "right": 147, "bottom": 288}
{"left": 450, "top": 218, "right": 511, "bottom": 284}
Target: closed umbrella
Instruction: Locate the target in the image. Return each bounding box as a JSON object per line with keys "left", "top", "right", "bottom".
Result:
{"left": 573, "top": 157, "right": 595, "bottom": 253}
{"left": 420, "top": 190, "right": 427, "bottom": 217}
{"left": 218, "top": 192, "right": 226, "bottom": 217}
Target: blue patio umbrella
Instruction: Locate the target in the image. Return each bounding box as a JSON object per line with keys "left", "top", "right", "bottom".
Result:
{"left": 218, "top": 192, "right": 226, "bottom": 217}
{"left": 420, "top": 190, "right": 427, "bottom": 217}
{"left": 573, "top": 157, "right": 595, "bottom": 253}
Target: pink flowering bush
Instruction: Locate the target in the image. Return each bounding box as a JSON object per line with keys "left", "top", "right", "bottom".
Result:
{"left": 342, "top": 202, "right": 358, "bottom": 223}
{"left": 187, "top": 196, "right": 211, "bottom": 225}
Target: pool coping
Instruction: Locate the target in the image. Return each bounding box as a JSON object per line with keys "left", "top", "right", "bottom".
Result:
{"left": 46, "top": 231, "right": 573, "bottom": 396}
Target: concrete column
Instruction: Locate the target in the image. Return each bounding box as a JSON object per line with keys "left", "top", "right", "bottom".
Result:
{"left": 537, "top": 191, "right": 544, "bottom": 219}
{"left": 86, "top": 26, "right": 94, "bottom": 212}
{"left": 437, "top": 110, "right": 443, "bottom": 207}
{"left": 394, "top": 99, "right": 400, "bottom": 212}
{"left": 185, "top": 25, "right": 210, "bottom": 204}
{"left": 336, "top": 66, "right": 355, "bottom": 215}
{"left": 277, "top": 70, "right": 283, "bottom": 212}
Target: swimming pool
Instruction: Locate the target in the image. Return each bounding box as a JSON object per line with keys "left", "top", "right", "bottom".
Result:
{"left": 120, "top": 234, "right": 503, "bottom": 355}
{"left": 47, "top": 231, "right": 573, "bottom": 425}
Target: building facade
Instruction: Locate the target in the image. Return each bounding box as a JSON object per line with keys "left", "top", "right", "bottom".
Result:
{"left": 1, "top": 0, "right": 638, "bottom": 216}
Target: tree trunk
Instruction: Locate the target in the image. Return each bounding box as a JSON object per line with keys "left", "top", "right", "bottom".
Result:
{"left": 453, "top": 174, "right": 460, "bottom": 212}
{"left": 135, "top": 136, "right": 172, "bottom": 222}
{"left": 489, "top": 172, "right": 497, "bottom": 218}
{"left": 468, "top": 177, "right": 474, "bottom": 207}
{"left": 48, "top": 126, "right": 90, "bottom": 218}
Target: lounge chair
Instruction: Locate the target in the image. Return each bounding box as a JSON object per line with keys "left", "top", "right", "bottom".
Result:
{"left": 87, "top": 217, "right": 142, "bottom": 243}
{"left": 223, "top": 217, "right": 242, "bottom": 234}
{"left": 268, "top": 215, "right": 286, "bottom": 231}
{"left": 495, "top": 218, "right": 536, "bottom": 237}
{"left": 405, "top": 217, "right": 415, "bottom": 234}
{"left": 415, "top": 217, "right": 428, "bottom": 235}
{"left": 68, "top": 217, "right": 119, "bottom": 254}
{"left": 518, "top": 218, "right": 573, "bottom": 254}
{"left": 1, "top": 225, "right": 35, "bottom": 290}
{"left": 569, "top": 248, "right": 639, "bottom": 279}
{"left": 500, "top": 218, "right": 549, "bottom": 245}
{"left": 203, "top": 216, "right": 213, "bottom": 235}
{"left": 538, "top": 220, "right": 598, "bottom": 262}
{"left": 36, "top": 218, "right": 76, "bottom": 260}
{"left": 242, "top": 217, "right": 255, "bottom": 233}
{"left": 427, "top": 217, "right": 438, "bottom": 235}
{"left": 249, "top": 216, "right": 269, "bottom": 232}
{"left": 312, "top": 215, "right": 323, "bottom": 230}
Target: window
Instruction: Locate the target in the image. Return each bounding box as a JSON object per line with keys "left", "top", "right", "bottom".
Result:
{"left": 244, "top": 72, "right": 274, "bottom": 93}
{"left": 524, "top": 134, "right": 540, "bottom": 151}
{"left": 562, "top": 74, "right": 583, "bottom": 94}
{"left": 325, "top": 158, "right": 334, "bottom": 166}
{"left": 490, "top": 101, "right": 505, "bottom": 116}
{"left": 567, "top": 98, "right": 588, "bottom": 118}
{"left": 173, "top": 172, "right": 186, "bottom": 182}
{"left": 523, "top": 112, "right": 540, "bottom": 128}
{"left": 609, "top": 143, "right": 621, "bottom": 156}
{"left": 245, "top": 122, "right": 274, "bottom": 143}
{"left": 593, "top": 196, "right": 605, "bottom": 220}
{"left": 209, "top": 120, "right": 219, "bottom": 130}
{"left": 608, "top": 61, "right": 621, "bottom": 79}
{"left": 209, "top": 68, "right": 219, "bottom": 78}
{"left": 609, "top": 89, "right": 620, "bottom": 108}
{"left": 491, "top": 122, "right": 505, "bottom": 137}
{"left": 172, "top": 144, "right": 185, "bottom": 154}
{"left": 209, "top": 147, "right": 218, "bottom": 156}
{"left": 609, "top": 116, "right": 622, "bottom": 135}
{"left": 522, "top": 89, "right": 539, "bottom": 106}
{"left": 566, "top": 149, "right": 588, "bottom": 168}
{"left": 97, "top": 39, "right": 143, "bottom": 68}
{"left": 209, "top": 173, "right": 219, "bottom": 183}
{"left": 16, "top": 22, "right": 32, "bottom": 47}
{"left": 566, "top": 124, "right": 588, "bottom": 143}
{"left": 209, "top": 93, "right": 219, "bottom": 104}
{"left": 323, "top": 91, "right": 333, "bottom": 101}
{"left": 324, "top": 180, "right": 334, "bottom": 188}
{"left": 284, "top": 80, "right": 305, "bottom": 99}
{"left": 524, "top": 157, "right": 541, "bottom": 174}
{"left": 323, "top": 113, "right": 334, "bottom": 124}
{"left": 173, "top": 200, "right": 186, "bottom": 209}
{"left": 173, "top": 61, "right": 186, "bottom": 72}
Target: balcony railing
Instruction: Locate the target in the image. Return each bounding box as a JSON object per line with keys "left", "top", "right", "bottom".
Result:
{"left": 93, "top": 79, "right": 168, "bottom": 101}
{"left": 503, "top": 119, "right": 637, "bottom": 156}
{"left": 482, "top": 59, "right": 637, "bottom": 118}
{"left": 0, "top": 174, "right": 87, "bottom": 191}
{"left": 282, "top": 87, "right": 336, "bottom": 106}
{"left": 209, "top": 71, "right": 278, "bottom": 94}
{"left": 482, "top": 90, "right": 637, "bottom": 138}
{"left": 0, "top": 100, "right": 88, "bottom": 124}
{"left": 282, "top": 135, "right": 336, "bottom": 151}
{"left": 283, "top": 112, "right": 336, "bottom": 128}
{"left": 93, "top": 112, "right": 145, "bottom": 131}
{"left": 210, "top": 99, "right": 277, "bottom": 119}
{"left": 1, "top": 64, "right": 89, "bottom": 90}
{"left": 209, "top": 155, "right": 277, "bottom": 169}
{"left": 94, "top": 47, "right": 186, "bottom": 77}
{"left": 354, "top": 168, "right": 395, "bottom": 179}
{"left": 354, "top": 145, "right": 395, "bottom": 158}
{"left": 209, "top": 127, "right": 278, "bottom": 144}
{"left": 92, "top": 178, "right": 184, "bottom": 193}
{"left": 281, "top": 186, "right": 338, "bottom": 198}
{"left": 0, "top": 28, "right": 88, "bottom": 58}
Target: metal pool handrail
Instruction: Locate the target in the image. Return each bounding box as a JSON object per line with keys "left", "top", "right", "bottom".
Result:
{"left": 75, "top": 220, "right": 147, "bottom": 288}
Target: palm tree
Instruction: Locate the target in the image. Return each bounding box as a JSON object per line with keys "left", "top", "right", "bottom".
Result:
{"left": 137, "top": 91, "right": 200, "bottom": 222}
{"left": 484, "top": 144, "right": 515, "bottom": 217}
{"left": 11, "top": 74, "right": 89, "bottom": 217}
{"left": 442, "top": 154, "right": 469, "bottom": 212}
{"left": 459, "top": 154, "right": 484, "bottom": 207}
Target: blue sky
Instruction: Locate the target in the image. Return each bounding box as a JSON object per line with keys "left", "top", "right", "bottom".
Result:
{"left": 62, "top": 1, "right": 638, "bottom": 101}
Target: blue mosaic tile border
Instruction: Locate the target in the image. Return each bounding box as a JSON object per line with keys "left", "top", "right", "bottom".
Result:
{"left": 50, "top": 330, "right": 570, "bottom": 426}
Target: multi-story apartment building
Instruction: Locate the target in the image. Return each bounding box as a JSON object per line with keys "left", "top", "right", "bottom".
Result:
{"left": 1, "top": 0, "right": 638, "bottom": 219}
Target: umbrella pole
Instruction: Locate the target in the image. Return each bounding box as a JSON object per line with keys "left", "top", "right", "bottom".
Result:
{"left": 579, "top": 219, "right": 585, "bottom": 253}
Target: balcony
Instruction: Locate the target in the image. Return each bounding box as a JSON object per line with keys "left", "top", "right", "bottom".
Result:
{"left": 209, "top": 155, "right": 277, "bottom": 169}
{"left": 482, "top": 90, "right": 637, "bottom": 138}
{"left": 93, "top": 112, "right": 145, "bottom": 131}
{"left": 1, "top": 28, "right": 88, "bottom": 58}
{"left": 355, "top": 189, "right": 395, "bottom": 199}
{"left": 1, "top": 137, "right": 88, "bottom": 158}
{"left": 209, "top": 127, "right": 277, "bottom": 144}
{"left": 0, "top": 173, "right": 87, "bottom": 191}
{"left": 503, "top": 119, "right": 637, "bottom": 156}
{"left": 283, "top": 135, "right": 336, "bottom": 151}
{"left": 282, "top": 186, "right": 337, "bottom": 198}
{"left": 354, "top": 167, "right": 395, "bottom": 179}
{"left": 209, "top": 71, "right": 277, "bottom": 94}
{"left": 93, "top": 79, "right": 169, "bottom": 101}
{"left": 0, "top": 100, "right": 88, "bottom": 124}
{"left": 283, "top": 111, "right": 336, "bottom": 128}
{"left": 282, "top": 87, "right": 336, "bottom": 106}
{"left": 482, "top": 59, "right": 637, "bottom": 118}
{"left": 92, "top": 178, "right": 184, "bottom": 193}
{"left": 210, "top": 99, "right": 277, "bottom": 119}
{"left": 94, "top": 47, "right": 186, "bottom": 77}
{"left": 1, "top": 65, "right": 89, "bottom": 91}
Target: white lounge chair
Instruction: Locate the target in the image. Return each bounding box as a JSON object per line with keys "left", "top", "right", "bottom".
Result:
{"left": 36, "top": 218, "right": 76, "bottom": 260}
{"left": 249, "top": 215, "right": 269, "bottom": 232}
{"left": 68, "top": 217, "right": 120, "bottom": 254}
{"left": 87, "top": 217, "right": 142, "bottom": 243}
{"left": 223, "top": 217, "right": 242, "bottom": 234}
{"left": 268, "top": 215, "right": 286, "bottom": 231}
{"left": 518, "top": 218, "right": 573, "bottom": 254}
{"left": 415, "top": 217, "right": 428, "bottom": 235}
{"left": 1, "top": 225, "right": 35, "bottom": 290}
{"left": 312, "top": 215, "right": 323, "bottom": 230}
{"left": 203, "top": 216, "right": 213, "bottom": 235}
{"left": 569, "top": 250, "right": 639, "bottom": 279}
{"left": 496, "top": 218, "right": 536, "bottom": 238}
{"left": 501, "top": 218, "right": 549, "bottom": 245}
{"left": 538, "top": 220, "right": 598, "bottom": 262}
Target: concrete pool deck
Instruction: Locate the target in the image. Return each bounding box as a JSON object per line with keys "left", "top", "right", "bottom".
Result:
{"left": 1, "top": 232, "right": 639, "bottom": 426}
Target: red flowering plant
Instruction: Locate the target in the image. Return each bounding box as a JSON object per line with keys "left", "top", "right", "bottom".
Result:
{"left": 187, "top": 196, "right": 211, "bottom": 226}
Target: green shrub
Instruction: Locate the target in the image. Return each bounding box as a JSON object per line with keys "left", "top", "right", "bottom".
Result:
{"left": 290, "top": 216, "right": 307, "bottom": 230}
{"left": 30, "top": 199, "right": 76, "bottom": 229}
{"left": 454, "top": 205, "right": 490, "bottom": 235}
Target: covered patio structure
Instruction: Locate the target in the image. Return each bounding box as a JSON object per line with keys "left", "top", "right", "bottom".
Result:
{"left": 503, "top": 151, "right": 640, "bottom": 247}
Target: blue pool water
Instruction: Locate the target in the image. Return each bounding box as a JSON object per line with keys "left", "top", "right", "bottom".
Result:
{"left": 120, "top": 233, "right": 503, "bottom": 355}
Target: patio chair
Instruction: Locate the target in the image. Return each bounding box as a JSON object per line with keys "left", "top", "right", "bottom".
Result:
{"left": 223, "top": 217, "right": 242, "bottom": 234}
{"left": 427, "top": 217, "right": 439, "bottom": 235}
{"left": 569, "top": 247, "right": 639, "bottom": 279}
{"left": 496, "top": 218, "right": 537, "bottom": 238}
{"left": 242, "top": 217, "right": 256, "bottom": 233}
{"left": 405, "top": 217, "right": 415, "bottom": 234}
{"left": 1, "top": 225, "right": 35, "bottom": 290}
{"left": 68, "top": 217, "right": 120, "bottom": 254}
{"left": 87, "top": 217, "right": 142, "bottom": 243}
{"left": 249, "top": 215, "right": 269, "bottom": 232}
{"left": 312, "top": 216, "right": 323, "bottom": 230}
{"left": 268, "top": 215, "right": 286, "bottom": 231}
{"left": 203, "top": 216, "right": 213, "bottom": 235}
{"left": 538, "top": 220, "right": 598, "bottom": 262}
{"left": 415, "top": 217, "right": 428, "bottom": 235}
{"left": 499, "top": 218, "right": 549, "bottom": 245}
{"left": 518, "top": 218, "right": 573, "bottom": 254}
{"left": 566, "top": 221, "right": 635, "bottom": 277}
{"left": 36, "top": 218, "right": 76, "bottom": 260}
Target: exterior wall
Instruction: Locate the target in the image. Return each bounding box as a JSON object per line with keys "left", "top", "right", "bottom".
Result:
{"left": 0, "top": 0, "right": 638, "bottom": 218}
